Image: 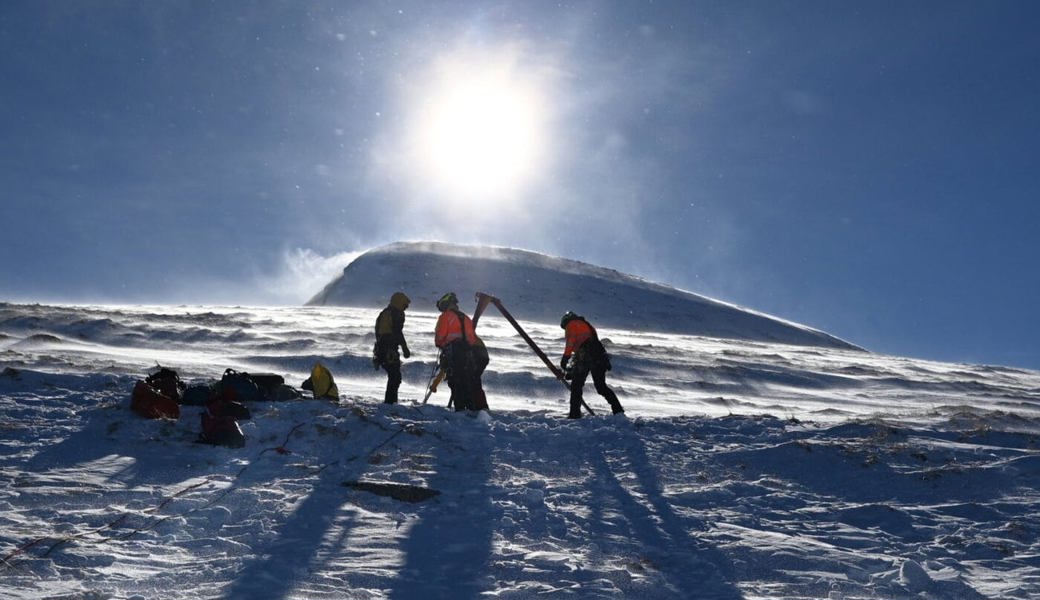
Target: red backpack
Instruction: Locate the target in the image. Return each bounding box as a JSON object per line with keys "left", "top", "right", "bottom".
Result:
{"left": 130, "top": 368, "right": 184, "bottom": 419}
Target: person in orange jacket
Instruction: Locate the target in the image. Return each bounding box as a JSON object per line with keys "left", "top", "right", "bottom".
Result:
{"left": 373, "top": 292, "right": 411, "bottom": 404}
{"left": 560, "top": 311, "right": 623, "bottom": 418}
{"left": 434, "top": 292, "right": 489, "bottom": 411}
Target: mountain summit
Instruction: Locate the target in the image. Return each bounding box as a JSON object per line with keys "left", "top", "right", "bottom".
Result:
{"left": 307, "top": 241, "right": 860, "bottom": 350}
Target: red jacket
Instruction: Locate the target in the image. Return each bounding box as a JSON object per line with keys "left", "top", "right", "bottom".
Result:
{"left": 435, "top": 310, "right": 479, "bottom": 348}
{"left": 563, "top": 318, "right": 596, "bottom": 358}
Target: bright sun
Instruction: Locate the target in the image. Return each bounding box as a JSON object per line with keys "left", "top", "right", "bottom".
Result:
{"left": 408, "top": 49, "right": 549, "bottom": 202}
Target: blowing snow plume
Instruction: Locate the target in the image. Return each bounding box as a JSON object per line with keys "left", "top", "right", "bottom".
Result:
{"left": 307, "top": 241, "right": 860, "bottom": 350}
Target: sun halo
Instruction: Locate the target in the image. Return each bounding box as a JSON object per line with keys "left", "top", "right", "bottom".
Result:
{"left": 408, "top": 52, "right": 550, "bottom": 205}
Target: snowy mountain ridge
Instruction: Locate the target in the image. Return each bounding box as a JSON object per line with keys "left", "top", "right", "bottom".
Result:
{"left": 307, "top": 241, "right": 860, "bottom": 351}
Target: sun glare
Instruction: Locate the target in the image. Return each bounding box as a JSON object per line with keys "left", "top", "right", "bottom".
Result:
{"left": 408, "top": 49, "right": 550, "bottom": 203}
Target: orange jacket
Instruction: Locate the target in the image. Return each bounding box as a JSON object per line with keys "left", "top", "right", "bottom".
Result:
{"left": 435, "top": 310, "right": 479, "bottom": 348}
{"left": 563, "top": 318, "right": 596, "bottom": 358}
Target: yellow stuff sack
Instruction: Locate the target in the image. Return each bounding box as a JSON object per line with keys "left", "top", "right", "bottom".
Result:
{"left": 309, "top": 362, "right": 339, "bottom": 400}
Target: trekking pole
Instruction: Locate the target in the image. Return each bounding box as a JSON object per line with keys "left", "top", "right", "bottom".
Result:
{"left": 421, "top": 362, "right": 439, "bottom": 405}
{"left": 475, "top": 293, "right": 595, "bottom": 416}
{"left": 423, "top": 368, "right": 446, "bottom": 405}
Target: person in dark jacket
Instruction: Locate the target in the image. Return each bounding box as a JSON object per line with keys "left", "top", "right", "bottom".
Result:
{"left": 373, "top": 292, "right": 411, "bottom": 404}
{"left": 560, "top": 311, "right": 623, "bottom": 418}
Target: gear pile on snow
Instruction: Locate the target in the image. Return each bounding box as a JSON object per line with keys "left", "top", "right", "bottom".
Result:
{"left": 128, "top": 366, "right": 308, "bottom": 448}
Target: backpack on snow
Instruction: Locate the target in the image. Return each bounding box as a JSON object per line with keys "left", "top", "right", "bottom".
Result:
{"left": 130, "top": 367, "right": 184, "bottom": 419}
{"left": 301, "top": 362, "right": 339, "bottom": 400}
{"left": 197, "top": 412, "right": 245, "bottom": 448}
{"left": 181, "top": 383, "right": 213, "bottom": 406}
{"left": 131, "top": 380, "right": 181, "bottom": 419}
{"left": 244, "top": 372, "right": 286, "bottom": 399}
{"left": 204, "top": 369, "right": 255, "bottom": 421}
{"left": 146, "top": 367, "right": 186, "bottom": 401}
{"left": 216, "top": 368, "right": 264, "bottom": 403}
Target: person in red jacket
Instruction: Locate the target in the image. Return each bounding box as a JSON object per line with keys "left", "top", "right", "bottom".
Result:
{"left": 434, "top": 292, "right": 489, "bottom": 411}
{"left": 560, "top": 311, "right": 624, "bottom": 418}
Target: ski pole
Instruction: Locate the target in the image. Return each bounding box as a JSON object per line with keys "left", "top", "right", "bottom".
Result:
{"left": 423, "top": 368, "right": 445, "bottom": 405}
{"left": 421, "top": 362, "right": 439, "bottom": 404}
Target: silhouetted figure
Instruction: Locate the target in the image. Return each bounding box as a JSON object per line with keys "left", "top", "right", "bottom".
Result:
{"left": 560, "top": 311, "right": 623, "bottom": 418}
{"left": 434, "top": 292, "right": 489, "bottom": 411}
{"left": 373, "top": 292, "right": 411, "bottom": 404}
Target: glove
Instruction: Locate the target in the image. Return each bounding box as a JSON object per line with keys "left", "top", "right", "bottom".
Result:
{"left": 372, "top": 356, "right": 381, "bottom": 370}
{"left": 560, "top": 356, "right": 569, "bottom": 372}
{"left": 402, "top": 345, "right": 411, "bottom": 359}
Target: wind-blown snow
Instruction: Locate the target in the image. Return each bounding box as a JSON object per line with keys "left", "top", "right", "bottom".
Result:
{"left": 2, "top": 288, "right": 1040, "bottom": 598}
{"left": 307, "top": 241, "right": 860, "bottom": 350}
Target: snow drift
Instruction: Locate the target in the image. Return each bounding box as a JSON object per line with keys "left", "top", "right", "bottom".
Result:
{"left": 307, "top": 241, "right": 859, "bottom": 350}
{"left": 3, "top": 301, "right": 1040, "bottom": 600}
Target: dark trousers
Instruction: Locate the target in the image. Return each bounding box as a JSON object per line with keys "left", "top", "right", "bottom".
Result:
{"left": 444, "top": 342, "right": 474, "bottom": 411}
{"left": 444, "top": 341, "right": 491, "bottom": 411}
{"left": 569, "top": 362, "right": 623, "bottom": 418}
{"left": 382, "top": 361, "right": 401, "bottom": 404}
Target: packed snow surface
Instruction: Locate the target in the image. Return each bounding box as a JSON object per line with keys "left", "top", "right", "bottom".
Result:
{"left": 3, "top": 301, "right": 1040, "bottom": 600}
{"left": 307, "top": 241, "right": 859, "bottom": 350}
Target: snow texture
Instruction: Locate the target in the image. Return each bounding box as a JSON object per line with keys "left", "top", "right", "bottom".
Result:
{"left": 2, "top": 247, "right": 1040, "bottom": 600}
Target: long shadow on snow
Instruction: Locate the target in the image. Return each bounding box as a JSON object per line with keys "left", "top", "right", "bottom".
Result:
{"left": 388, "top": 420, "right": 496, "bottom": 600}
{"left": 222, "top": 464, "right": 356, "bottom": 600}
{"left": 588, "top": 423, "right": 743, "bottom": 599}
{"left": 21, "top": 393, "right": 201, "bottom": 494}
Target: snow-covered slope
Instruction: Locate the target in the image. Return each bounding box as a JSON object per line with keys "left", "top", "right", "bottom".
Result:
{"left": 307, "top": 241, "right": 859, "bottom": 350}
{"left": 2, "top": 302, "right": 1040, "bottom": 600}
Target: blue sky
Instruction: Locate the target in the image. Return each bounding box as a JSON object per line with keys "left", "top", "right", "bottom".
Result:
{"left": 2, "top": 1, "right": 1038, "bottom": 370}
